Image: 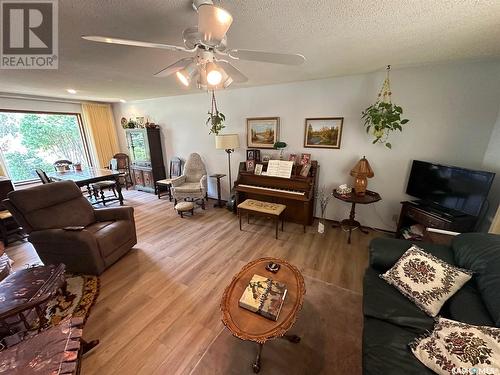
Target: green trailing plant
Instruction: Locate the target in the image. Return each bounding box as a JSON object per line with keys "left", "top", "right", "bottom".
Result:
{"left": 206, "top": 90, "right": 226, "bottom": 135}
{"left": 362, "top": 66, "right": 409, "bottom": 149}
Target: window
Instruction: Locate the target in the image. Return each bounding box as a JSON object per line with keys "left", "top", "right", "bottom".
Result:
{"left": 0, "top": 111, "right": 92, "bottom": 183}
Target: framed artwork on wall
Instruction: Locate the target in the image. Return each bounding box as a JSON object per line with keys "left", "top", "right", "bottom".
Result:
{"left": 247, "top": 117, "right": 280, "bottom": 149}
{"left": 304, "top": 117, "right": 344, "bottom": 149}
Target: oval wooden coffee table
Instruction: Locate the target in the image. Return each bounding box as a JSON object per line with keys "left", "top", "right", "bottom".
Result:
{"left": 221, "top": 257, "right": 306, "bottom": 373}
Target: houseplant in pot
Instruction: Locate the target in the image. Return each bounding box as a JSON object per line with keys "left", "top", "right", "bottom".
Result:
{"left": 206, "top": 91, "right": 226, "bottom": 135}
{"left": 273, "top": 141, "right": 287, "bottom": 160}
{"left": 362, "top": 65, "right": 409, "bottom": 149}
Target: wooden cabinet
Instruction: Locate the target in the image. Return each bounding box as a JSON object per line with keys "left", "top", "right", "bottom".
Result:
{"left": 126, "top": 128, "right": 166, "bottom": 193}
{"left": 396, "top": 201, "right": 477, "bottom": 239}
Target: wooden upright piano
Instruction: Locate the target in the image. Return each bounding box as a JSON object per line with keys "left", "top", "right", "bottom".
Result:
{"left": 234, "top": 161, "right": 319, "bottom": 231}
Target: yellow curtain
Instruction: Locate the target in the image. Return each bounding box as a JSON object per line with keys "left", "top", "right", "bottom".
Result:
{"left": 490, "top": 205, "right": 500, "bottom": 234}
{"left": 82, "top": 103, "right": 119, "bottom": 168}
{"left": 0, "top": 151, "right": 8, "bottom": 177}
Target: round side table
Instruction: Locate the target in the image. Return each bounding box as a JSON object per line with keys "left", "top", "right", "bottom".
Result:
{"left": 220, "top": 257, "right": 306, "bottom": 373}
{"left": 332, "top": 190, "right": 381, "bottom": 244}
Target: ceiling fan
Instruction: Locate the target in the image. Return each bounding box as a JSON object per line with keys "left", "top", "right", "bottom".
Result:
{"left": 82, "top": 0, "right": 305, "bottom": 90}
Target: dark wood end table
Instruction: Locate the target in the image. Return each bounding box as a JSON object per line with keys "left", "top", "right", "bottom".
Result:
{"left": 332, "top": 189, "right": 381, "bottom": 244}
{"left": 221, "top": 257, "right": 306, "bottom": 373}
{"left": 210, "top": 174, "right": 226, "bottom": 208}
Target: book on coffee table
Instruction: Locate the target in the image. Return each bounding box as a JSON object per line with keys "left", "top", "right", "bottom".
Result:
{"left": 239, "top": 274, "right": 287, "bottom": 321}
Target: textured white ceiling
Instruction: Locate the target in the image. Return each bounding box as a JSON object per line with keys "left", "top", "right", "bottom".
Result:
{"left": 1, "top": 0, "right": 500, "bottom": 101}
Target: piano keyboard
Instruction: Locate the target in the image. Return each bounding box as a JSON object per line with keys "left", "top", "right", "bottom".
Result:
{"left": 237, "top": 184, "right": 305, "bottom": 196}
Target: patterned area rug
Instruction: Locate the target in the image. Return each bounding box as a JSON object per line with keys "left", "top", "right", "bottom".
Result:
{"left": 191, "top": 276, "right": 363, "bottom": 375}
{"left": 45, "top": 274, "right": 99, "bottom": 327}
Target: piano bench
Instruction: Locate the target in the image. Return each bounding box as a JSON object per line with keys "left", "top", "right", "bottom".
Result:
{"left": 237, "top": 199, "right": 286, "bottom": 239}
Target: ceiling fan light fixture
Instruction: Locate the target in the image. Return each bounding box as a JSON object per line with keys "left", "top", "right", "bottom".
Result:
{"left": 176, "top": 62, "right": 198, "bottom": 86}
{"left": 198, "top": 4, "right": 233, "bottom": 46}
{"left": 206, "top": 62, "right": 222, "bottom": 86}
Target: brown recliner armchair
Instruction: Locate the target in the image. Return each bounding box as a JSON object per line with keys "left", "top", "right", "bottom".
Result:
{"left": 3, "top": 181, "right": 137, "bottom": 275}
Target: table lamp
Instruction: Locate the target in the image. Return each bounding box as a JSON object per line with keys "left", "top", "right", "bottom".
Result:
{"left": 215, "top": 134, "right": 240, "bottom": 192}
{"left": 350, "top": 156, "right": 374, "bottom": 196}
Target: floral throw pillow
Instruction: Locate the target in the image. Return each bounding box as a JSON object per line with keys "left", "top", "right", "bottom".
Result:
{"left": 411, "top": 318, "right": 500, "bottom": 375}
{"left": 380, "top": 245, "right": 472, "bottom": 316}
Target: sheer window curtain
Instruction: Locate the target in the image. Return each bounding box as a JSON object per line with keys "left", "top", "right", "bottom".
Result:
{"left": 81, "top": 103, "right": 119, "bottom": 168}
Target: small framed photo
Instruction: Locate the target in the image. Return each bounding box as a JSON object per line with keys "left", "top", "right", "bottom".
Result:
{"left": 262, "top": 154, "right": 271, "bottom": 162}
{"left": 300, "top": 153, "right": 311, "bottom": 165}
{"left": 300, "top": 163, "right": 312, "bottom": 177}
{"left": 254, "top": 164, "right": 263, "bottom": 175}
{"left": 247, "top": 117, "right": 280, "bottom": 149}
{"left": 288, "top": 154, "right": 297, "bottom": 164}
{"left": 254, "top": 150, "right": 261, "bottom": 162}
{"left": 304, "top": 117, "right": 344, "bottom": 149}
{"left": 136, "top": 116, "right": 146, "bottom": 128}
{"left": 246, "top": 150, "right": 256, "bottom": 160}
{"left": 246, "top": 160, "right": 255, "bottom": 172}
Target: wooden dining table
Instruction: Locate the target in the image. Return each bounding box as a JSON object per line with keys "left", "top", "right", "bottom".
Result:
{"left": 48, "top": 168, "right": 124, "bottom": 205}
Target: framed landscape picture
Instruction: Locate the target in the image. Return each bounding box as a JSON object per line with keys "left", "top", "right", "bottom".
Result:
{"left": 304, "top": 117, "right": 344, "bottom": 149}
{"left": 247, "top": 117, "right": 279, "bottom": 149}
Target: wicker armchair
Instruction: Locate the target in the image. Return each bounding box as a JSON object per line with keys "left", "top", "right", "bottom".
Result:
{"left": 171, "top": 153, "right": 207, "bottom": 209}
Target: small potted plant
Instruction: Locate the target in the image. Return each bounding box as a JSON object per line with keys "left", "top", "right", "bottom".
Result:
{"left": 127, "top": 119, "right": 137, "bottom": 129}
{"left": 362, "top": 66, "right": 409, "bottom": 149}
{"left": 273, "top": 141, "right": 287, "bottom": 160}
{"left": 74, "top": 162, "right": 82, "bottom": 171}
{"left": 55, "top": 163, "right": 67, "bottom": 172}
{"left": 206, "top": 91, "right": 226, "bottom": 135}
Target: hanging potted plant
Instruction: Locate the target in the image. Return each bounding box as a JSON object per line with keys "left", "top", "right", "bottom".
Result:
{"left": 362, "top": 65, "right": 409, "bottom": 149}
{"left": 206, "top": 90, "right": 226, "bottom": 135}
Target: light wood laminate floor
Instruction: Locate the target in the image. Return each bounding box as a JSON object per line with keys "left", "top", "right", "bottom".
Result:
{"left": 6, "top": 190, "right": 389, "bottom": 375}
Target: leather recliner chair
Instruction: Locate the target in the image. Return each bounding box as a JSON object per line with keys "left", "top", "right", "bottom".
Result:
{"left": 3, "top": 181, "right": 137, "bottom": 275}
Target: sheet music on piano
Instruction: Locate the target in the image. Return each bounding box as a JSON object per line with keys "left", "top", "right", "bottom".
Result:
{"left": 265, "top": 160, "right": 294, "bottom": 178}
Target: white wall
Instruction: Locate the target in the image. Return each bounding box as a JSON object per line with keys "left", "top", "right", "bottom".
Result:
{"left": 481, "top": 105, "right": 500, "bottom": 231}
{"left": 113, "top": 61, "right": 500, "bottom": 231}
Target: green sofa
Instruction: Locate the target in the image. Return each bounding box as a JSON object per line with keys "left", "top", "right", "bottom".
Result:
{"left": 362, "top": 233, "right": 500, "bottom": 374}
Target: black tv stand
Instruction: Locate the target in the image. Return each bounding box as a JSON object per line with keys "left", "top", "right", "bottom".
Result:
{"left": 409, "top": 201, "right": 467, "bottom": 219}
{"left": 396, "top": 201, "right": 477, "bottom": 239}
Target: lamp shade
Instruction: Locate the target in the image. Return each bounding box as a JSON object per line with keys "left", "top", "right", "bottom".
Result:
{"left": 198, "top": 4, "right": 233, "bottom": 47}
{"left": 350, "top": 156, "right": 374, "bottom": 178}
{"left": 215, "top": 134, "right": 240, "bottom": 150}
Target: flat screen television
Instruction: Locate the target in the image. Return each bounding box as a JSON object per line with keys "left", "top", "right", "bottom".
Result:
{"left": 406, "top": 160, "right": 495, "bottom": 217}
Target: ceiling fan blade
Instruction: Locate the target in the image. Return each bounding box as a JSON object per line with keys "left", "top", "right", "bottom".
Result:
{"left": 81, "top": 36, "right": 191, "bottom": 52}
{"left": 228, "top": 49, "right": 305, "bottom": 65}
{"left": 154, "top": 58, "right": 193, "bottom": 77}
{"left": 216, "top": 61, "right": 248, "bottom": 82}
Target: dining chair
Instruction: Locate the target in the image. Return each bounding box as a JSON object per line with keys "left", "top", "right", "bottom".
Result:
{"left": 156, "top": 156, "right": 183, "bottom": 200}
{"left": 35, "top": 169, "right": 52, "bottom": 184}
{"left": 112, "top": 153, "right": 133, "bottom": 189}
